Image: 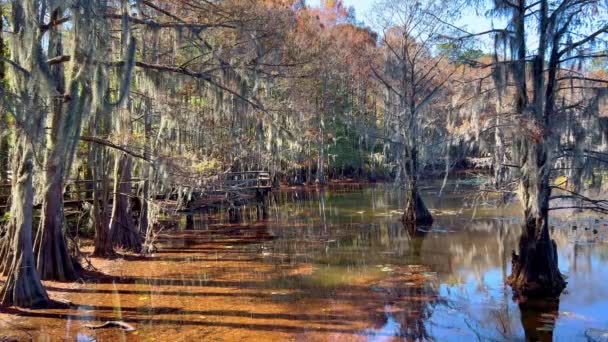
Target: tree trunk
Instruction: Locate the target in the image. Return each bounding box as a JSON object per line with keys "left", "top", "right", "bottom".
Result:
{"left": 316, "top": 117, "right": 325, "bottom": 185}
{"left": 34, "top": 106, "right": 79, "bottom": 280}
{"left": 402, "top": 146, "right": 433, "bottom": 227}
{"left": 0, "top": 17, "right": 10, "bottom": 274}
{"left": 402, "top": 185, "right": 433, "bottom": 227}
{"left": 92, "top": 143, "right": 113, "bottom": 257}
{"left": 0, "top": 221, "right": 14, "bottom": 276}
{"left": 110, "top": 153, "right": 141, "bottom": 252}
{"left": 34, "top": 5, "right": 88, "bottom": 280}
{"left": 0, "top": 136, "right": 49, "bottom": 308}
{"left": 507, "top": 142, "right": 565, "bottom": 297}
{"left": 0, "top": 113, "right": 7, "bottom": 184}
{"left": 506, "top": 0, "right": 565, "bottom": 298}
{"left": 34, "top": 174, "right": 77, "bottom": 281}
{"left": 0, "top": 16, "right": 7, "bottom": 183}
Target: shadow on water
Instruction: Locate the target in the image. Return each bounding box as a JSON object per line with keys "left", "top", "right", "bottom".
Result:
{"left": 1, "top": 183, "right": 607, "bottom": 340}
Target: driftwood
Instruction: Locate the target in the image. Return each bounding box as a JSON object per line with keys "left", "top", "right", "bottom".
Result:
{"left": 84, "top": 321, "right": 136, "bottom": 332}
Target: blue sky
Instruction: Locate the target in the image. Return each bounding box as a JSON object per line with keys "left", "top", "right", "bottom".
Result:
{"left": 307, "top": 0, "right": 500, "bottom": 49}
{"left": 306, "top": 0, "right": 495, "bottom": 31}
{"left": 307, "top": 0, "right": 375, "bottom": 20}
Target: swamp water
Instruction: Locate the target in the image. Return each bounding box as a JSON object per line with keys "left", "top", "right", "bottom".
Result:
{"left": 1, "top": 183, "right": 607, "bottom": 341}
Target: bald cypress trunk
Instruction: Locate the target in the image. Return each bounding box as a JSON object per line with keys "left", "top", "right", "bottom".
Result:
{"left": 0, "top": 22, "right": 7, "bottom": 184}
{"left": 35, "top": 162, "right": 77, "bottom": 281}
{"left": 402, "top": 146, "right": 433, "bottom": 226}
{"left": 110, "top": 153, "right": 141, "bottom": 251}
{"left": 507, "top": 140, "right": 565, "bottom": 296}
{"left": 1, "top": 0, "right": 50, "bottom": 308}
{"left": 92, "top": 143, "right": 113, "bottom": 257}
{"left": 0, "top": 12, "right": 9, "bottom": 274}
{"left": 506, "top": 0, "right": 565, "bottom": 297}
{"left": 34, "top": 7, "right": 79, "bottom": 281}
{"left": 0, "top": 135, "right": 49, "bottom": 307}
{"left": 0, "top": 113, "right": 7, "bottom": 183}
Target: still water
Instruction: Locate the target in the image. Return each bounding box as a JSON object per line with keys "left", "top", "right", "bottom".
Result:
{"left": 1, "top": 183, "right": 607, "bottom": 341}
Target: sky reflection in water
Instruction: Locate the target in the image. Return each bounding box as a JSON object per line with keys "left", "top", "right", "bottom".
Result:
{"left": 269, "top": 184, "right": 608, "bottom": 341}
{"left": 1, "top": 183, "right": 607, "bottom": 341}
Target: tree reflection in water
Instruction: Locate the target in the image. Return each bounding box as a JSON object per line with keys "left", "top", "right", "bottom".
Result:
{"left": 364, "top": 224, "right": 437, "bottom": 340}
{"left": 4, "top": 185, "right": 604, "bottom": 340}
{"left": 518, "top": 297, "right": 560, "bottom": 342}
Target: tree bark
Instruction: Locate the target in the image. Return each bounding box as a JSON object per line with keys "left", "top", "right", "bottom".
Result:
{"left": 504, "top": 0, "right": 565, "bottom": 298}
{"left": 0, "top": 16, "right": 10, "bottom": 274}
{"left": 402, "top": 146, "right": 433, "bottom": 226}
{"left": 507, "top": 141, "right": 566, "bottom": 297}
{"left": 34, "top": 23, "right": 80, "bottom": 279}
{"left": 0, "top": 136, "right": 49, "bottom": 308}
{"left": 34, "top": 173, "right": 77, "bottom": 281}
{"left": 92, "top": 142, "right": 113, "bottom": 257}
{"left": 0, "top": 114, "right": 7, "bottom": 184}
{"left": 0, "top": 14, "right": 7, "bottom": 183}
{"left": 403, "top": 186, "right": 433, "bottom": 227}
{"left": 110, "top": 153, "right": 141, "bottom": 251}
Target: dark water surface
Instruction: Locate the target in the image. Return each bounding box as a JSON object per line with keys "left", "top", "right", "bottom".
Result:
{"left": 1, "top": 183, "right": 607, "bottom": 341}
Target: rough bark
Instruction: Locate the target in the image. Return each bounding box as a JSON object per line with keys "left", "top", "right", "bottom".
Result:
{"left": 0, "top": 15, "right": 7, "bottom": 183}
{"left": 34, "top": 7, "right": 80, "bottom": 280}
{"left": 1, "top": 0, "right": 51, "bottom": 308}
{"left": 502, "top": 0, "right": 565, "bottom": 298}
{"left": 0, "top": 136, "right": 49, "bottom": 308}
{"left": 110, "top": 153, "right": 141, "bottom": 251}
{"left": 92, "top": 142, "right": 113, "bottom": 257}
{"left": 507, "top": 141, "right": 565, "bottom": 296}
{"left": 402, "top": 147, "right": 433, "bottom": 226}
{"left": 402, "top": 187, "right": 433, "bottom": 227}
{"left": 35, "top": 177, "right": 77, "bottom": 281}
{"left": 0, "top": 116, "right": 7, "bottom": 185}
{"left": 0, "top": 16, "right": 10, "bottom": 274}
{"left": 138, "top": 104, "right": 152, "bottom": 236}
{"left": 0, "top": 223, "right": 14, "bottom": 276}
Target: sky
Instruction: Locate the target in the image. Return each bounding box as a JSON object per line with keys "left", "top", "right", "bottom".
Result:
{"left": 306, "top": 0, "right": 501, "bottom": 49}
{"left": 307, "top": 0, "right": 374, "bottom": 20}
{"left": 306, "top": 0, "right": 495, "bottom": 31}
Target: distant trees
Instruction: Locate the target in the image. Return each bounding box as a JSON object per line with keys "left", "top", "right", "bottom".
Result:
{"left": 371, "top": 0, "right": 457, "bottom": 226}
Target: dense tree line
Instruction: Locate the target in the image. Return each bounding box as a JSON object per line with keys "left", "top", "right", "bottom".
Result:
{"left": 0, "top": 0, "right": 606, "bottom": 307}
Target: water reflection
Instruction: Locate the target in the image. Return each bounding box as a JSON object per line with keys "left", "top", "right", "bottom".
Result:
{"left": 1, "top": 184, "right": 607, "bottom": 341}
{"left": 265, "top": 185, "right": 608, "bottom": 340}
{"left": 519, "top": 297, "right": 560, "bottom": 342}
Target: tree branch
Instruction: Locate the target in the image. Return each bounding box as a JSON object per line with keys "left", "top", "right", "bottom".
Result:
{"left": 79, "top": 136, "right": 149, "bottom": 161}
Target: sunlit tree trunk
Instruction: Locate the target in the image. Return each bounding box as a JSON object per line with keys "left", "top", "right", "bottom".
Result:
{"left": 0, "top": 18, "right": 9, "bottom": 268}
{"left": 0, "top": 18, "right": 7, "bottom": 183}
{"left": 508, "top": 139, "right": 565, "bottom": 295}
{"left": 91, "top": 141, "right": 113, "bottom": 257}
{"left": 506, "top": 0, "right": 565, "bottom": 296}
{"left": 0, "top": 134, "right": 49, "bottom": 307}
{"left": 110, "top": 153, "right": 141, "bottom": 251}
{"left": 34, "top": 7, "right": 78, "bottom": 281}
{"left": 0, "top": 0, "right": 50, "bottom": 308}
